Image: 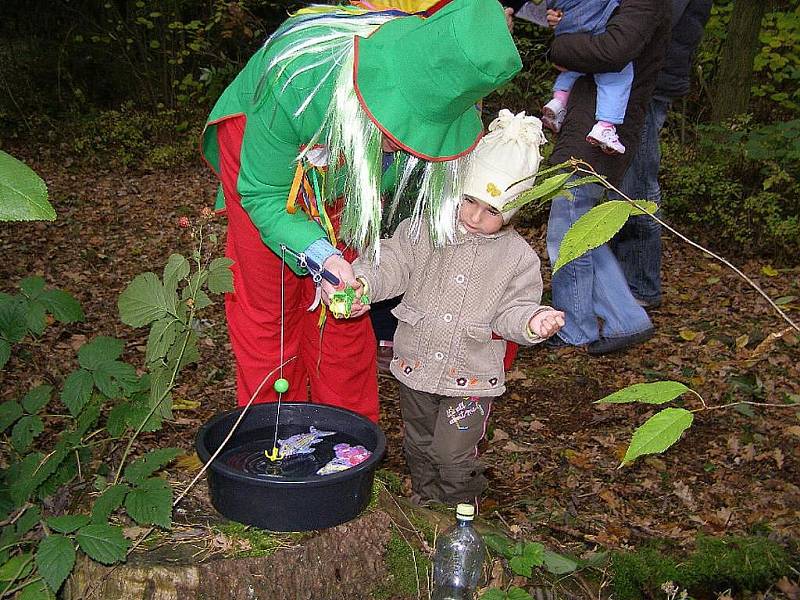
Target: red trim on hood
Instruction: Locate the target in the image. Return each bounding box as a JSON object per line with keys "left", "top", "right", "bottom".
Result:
{"left": 351, "top": 36, "right": 482, "bottom": 163}
{"left": 423, "top": 0, "right": 454, "bottom": 16}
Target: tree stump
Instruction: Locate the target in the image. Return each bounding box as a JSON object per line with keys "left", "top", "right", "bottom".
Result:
{"left": 64, "top": 509, "right": 393, "bottom": 600}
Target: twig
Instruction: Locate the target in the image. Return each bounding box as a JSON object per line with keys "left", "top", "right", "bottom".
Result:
{"left": 571, "top": 159, "right": 800, "bottom": 335}
{"left": 693, "top": 400, "right": 800, "bottom": 413}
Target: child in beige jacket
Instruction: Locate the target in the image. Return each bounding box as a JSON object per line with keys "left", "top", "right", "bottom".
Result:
{"left": 352, "top": 109, "right": 565, "bottom": 506}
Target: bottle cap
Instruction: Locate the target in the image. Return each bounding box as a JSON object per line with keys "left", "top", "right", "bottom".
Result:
{"left": 456, "top": 503, "right": 475, "bottom": 520}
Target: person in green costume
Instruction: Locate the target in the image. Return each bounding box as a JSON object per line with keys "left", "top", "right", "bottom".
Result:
{"left": 200, "top": 0, "right": 521, "bottom": 421}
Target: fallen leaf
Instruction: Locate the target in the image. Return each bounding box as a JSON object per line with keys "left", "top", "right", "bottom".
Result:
{"left": 679, "top": 328, "right": 698, "bottom": 341}
{"left": 491, "top": 428, "right": 510, "bottom": 441}
{"left": 706, "top": 276, "right": 720, "bottom": 284}
{"left": 173, "top": 398, "right": 201, "bottom": 411}
{"left": 774, "top": 448, "right": 785, "bottom": 469}
{"left": 776, "top": 576, "right": 800, "bottom": 600}
{"left": 761, "top": 265, "right": 779, "bottom": 276}
{"left": 786, "top": 426, "right": 800, "bottom": 437}
{"left": 673, "top": 481, "right": 697, "bottom": 510}
{"left": 174, "top": 452, "right": 203, "bottom": 472}
{"left": 735, "top": 334, "right": 749, "bottom": 350}
{"left": 503, "top": 441, "right": 536, "bottom": 453}
{"left": 529, "top": 420, "right": 547, "bottom": 431}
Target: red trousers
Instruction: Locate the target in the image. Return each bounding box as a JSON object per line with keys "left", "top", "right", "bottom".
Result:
{"left": 215, "top": 116, "right": 379, "bottom": 422}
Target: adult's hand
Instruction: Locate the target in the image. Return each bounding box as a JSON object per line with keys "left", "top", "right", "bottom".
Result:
{"left": 320, "top": 254, "right": 356, "bottom": 304}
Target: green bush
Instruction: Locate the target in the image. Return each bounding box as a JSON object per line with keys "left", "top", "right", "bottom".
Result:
{"left": 611, "top": 535, "right": 795, "bottom": 600}
{"left": 660, "top": 118, "right": 800, "bottom": 261}
{"left": 68, "top": 103, "right": 199, "bottom": 170}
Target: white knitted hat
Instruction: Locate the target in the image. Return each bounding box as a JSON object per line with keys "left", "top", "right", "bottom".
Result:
{"left": 463, "top": 109, "right": 547, "bottom": 223}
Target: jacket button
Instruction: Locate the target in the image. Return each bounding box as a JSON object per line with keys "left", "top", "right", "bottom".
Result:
{"left": 455, "top": 274, "right": 465, "bottom": 284}
{"left": 435, "top": 352, "right": 444, "bottom": 360}
{"left": 443, "top": 313, "right": 453, "bottom": 322}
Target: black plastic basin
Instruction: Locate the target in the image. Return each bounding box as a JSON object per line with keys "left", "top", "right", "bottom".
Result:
{"left": 196, "top": 402, "right": 386, "bottom": 531}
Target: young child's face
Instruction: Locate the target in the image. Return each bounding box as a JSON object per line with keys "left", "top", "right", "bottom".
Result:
{"left": 458, "top": 195, "right": 504, "bottom": 235}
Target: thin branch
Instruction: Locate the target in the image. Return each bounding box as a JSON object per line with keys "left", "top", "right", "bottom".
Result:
{"left": 693, "top": 400, "right": 800, "bottom": 413}
{"left": 571, "top": 159, "right": 800, "bottom": 334}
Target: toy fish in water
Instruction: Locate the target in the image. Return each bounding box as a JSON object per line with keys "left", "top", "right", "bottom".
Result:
{"left": 277, "top": 426, "right": 335, "bottom": 458}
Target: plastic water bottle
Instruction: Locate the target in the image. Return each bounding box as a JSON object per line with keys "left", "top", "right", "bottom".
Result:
{"left": 431, "top": 503, "right": 486, "bottom": 600}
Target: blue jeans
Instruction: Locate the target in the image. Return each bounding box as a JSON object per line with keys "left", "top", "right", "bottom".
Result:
{"left": 547, "top": 179, "right": 652, "bottom": 345}
{"left": 554, "top": 62, "right": 634, "bottom": 124}
{"left": 609, "top": 96, "right": 671, "bottom": 305}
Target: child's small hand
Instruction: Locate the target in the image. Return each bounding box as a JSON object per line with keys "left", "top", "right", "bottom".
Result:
{"left": 529, "top": 309, "right": 565, "bottom": 338}
{"left": 348, "top": 279, "right": 371, "bottom": 319}
{"left": 546, "top": 8, "right": 563, "bottom": 28}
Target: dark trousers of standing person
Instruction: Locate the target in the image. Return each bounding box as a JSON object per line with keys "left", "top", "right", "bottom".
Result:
{"left": 610, "top": 96, "right": 671, "bottom": 308}
{"left": 398, "top": 382, "right": 492, "bottom": 505}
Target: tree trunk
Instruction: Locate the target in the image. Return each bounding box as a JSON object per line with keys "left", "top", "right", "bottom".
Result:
{"left": 64, "top": 510, "right": 393, "bottom": 600}
{"left": 711, "top": 0, "right": 767, "bottom": 122}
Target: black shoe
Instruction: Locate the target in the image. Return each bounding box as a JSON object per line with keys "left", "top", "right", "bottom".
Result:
{"left": 587, "top": 327, "right": 655, "bottom": 356}
{"left": 635, "top": 297, "right": 662, "bottom": 309}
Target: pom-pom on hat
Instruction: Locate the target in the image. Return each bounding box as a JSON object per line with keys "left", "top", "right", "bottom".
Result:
{"left": 353, "top": 0, "right": 522, "bottom": 161}
{"left": 463, "top": 109, "right": 547, "bottom": 223}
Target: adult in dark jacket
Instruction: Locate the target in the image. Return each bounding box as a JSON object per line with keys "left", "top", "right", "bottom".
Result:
{"left": 544, "top": 0, "right": 671, "bottom": 354}
{"left": 609, "top": 0, "right": 712, "bottom": 309}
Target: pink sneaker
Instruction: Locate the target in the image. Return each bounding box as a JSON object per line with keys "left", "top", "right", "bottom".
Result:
{"left": 586, "top": 122, "right": 626, "bottom": 154}
{"left": 541, "top": 98, "right": 567, "bottom": 133}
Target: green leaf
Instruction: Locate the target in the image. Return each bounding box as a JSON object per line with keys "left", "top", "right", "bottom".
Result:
{"left": 91, "top": 484, "right": 129, "bottom": 524}
{"left": 24, "top": 300, "right": 47, "bottom": 336}
{"left": 75, "top": 400, "right": 102, "bottom": 438}
{"left": 163, "top": 254, "right": 190, "bottom": 294}
{"left": 0, "top": 298, "right": 29, "bottom": 343}
{"left": 17, "top": 579, "right": 55, "bottom": 600}
{"left": 145, "top": 318, "right": 181, "bottom": 364}
{"left": 503, "top": 171, "right": 573, "bottom": 211}
{"left": 509, "top": 542, "right": 544, "bottom": 577}
{"left": 92, "top": 360, "right": 138, "bottom": 398}
{"left": 622, "top": 408, "right": 694, "bottom": 465}
{"left": 0, "top": 553, "right": 33, "bottom": 581}
{"left": 11, "top": 415, "right": 44, "bottom": 452}
{"left": 60, "top": 369, "right": 94, "bottom": 416}
{"left": 596, "top": 381, "right": 691, "bottom": 405}
{"left": 38, "top": 289, "right": 84, "bottom": 323}
{"left": 0, "top": 339, "right": 10, "bottom": 369}
{"left": 47, "top": 514, "right": 90, "bottom": 534}
{"left": 78, "top": 336, "right": 125, "bottom": 370}
{"left": 542, "top": 550, "right": 578, "bottom": 575}
{"left": 36, "top": 534, "right": 75, "bottom": 592}
{"left": 207, "top": 257, "right": 234, "bottom": 294}
{"left": 167, "top": 329, "right": 199, "bottom": 370}
{"left": 484, "top": 533, "right": 517, "bottom": 558}
{"left": 15, "top": 506, "right": 42, "bottom": 536}
{"left": 22, "top": 385, "right": 53, "bottom": 414}
{"left": 481, "top": 587, "right": 533, "bottom": 600}
{"left": 106, "top": 401, "right": 132, "bottom": 438}
{"left": 124, "top": 448, "right": 182, "bottom": 485}
{"left": 19, "top": 276, "right": 46, "bottom": 299}
{"left": 76, "top": 524, "right": 130, "bottom": 564}
{"left": 553, "top": 201, "right": 632, "bottom": 273}
{"left": 0, "top": 150, "right": 55, "bottom": 222}
{"left": 627, "top": 200, "right": 659, "bottom": 216}
{"left": 124, "top": 478, "right": 172, "bottom": 528}
{"left": 0, "top": 400, "right": 23, "bottom": 433}
{"left": 7, "top": 453, "right": 44, "bottom": 504}
{"left": 191, "top": 289, "right": 213, "bottom": 310}
{"left": 118, "top": 272, "right": 169, "bottom": 327}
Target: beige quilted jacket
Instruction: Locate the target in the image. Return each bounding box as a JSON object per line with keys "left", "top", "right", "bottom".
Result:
{"left": 353, "top": 218, "right": 550, "bottom": 397}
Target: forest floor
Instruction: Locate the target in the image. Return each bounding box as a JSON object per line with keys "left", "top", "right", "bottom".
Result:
{"left": 1, "top": 150, "right": 799, "bottom": 598}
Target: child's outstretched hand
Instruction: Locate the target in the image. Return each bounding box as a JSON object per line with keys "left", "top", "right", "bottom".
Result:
{"left": 529, "top": 309, "right": 565, "bottom": 339}
{"left": 546, "top": 8, "right": 563, "bottom": 28}
{"left": 348, "top": 279, "right": 371, "bottom": 319}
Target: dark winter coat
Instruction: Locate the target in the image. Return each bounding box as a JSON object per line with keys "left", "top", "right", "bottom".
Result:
{"left": 655, "top": 0, "right": 712, "bottom": 98}
{"left": 547, "top": 0, "right": 671, "bottom": 185}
